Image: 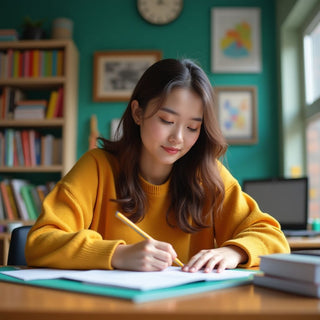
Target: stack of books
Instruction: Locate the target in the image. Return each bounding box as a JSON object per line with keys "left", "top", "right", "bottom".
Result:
{"left": 254, "top": 253, "right": 320, "bottom": 297}
{"left": 0, "top": 29, "right": 18, "bottom": 41}
{"left": 14, "top": 99, "right": 47, "bottom": 120}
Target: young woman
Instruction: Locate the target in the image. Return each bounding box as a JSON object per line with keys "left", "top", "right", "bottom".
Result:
{"left": 25, "top": 59, "right": 290, "bottom": 272}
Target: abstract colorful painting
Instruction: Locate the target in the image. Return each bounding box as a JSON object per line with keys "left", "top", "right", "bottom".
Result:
{"left": 215, "top": 86, "right": 257, "bottom": 144}
{"left": 211, "top": 8, "right": 261, "bottom": 73}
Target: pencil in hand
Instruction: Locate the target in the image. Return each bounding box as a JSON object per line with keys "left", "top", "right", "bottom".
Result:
{"left": 115, "top": 211, "right": 184, "bottom": 267}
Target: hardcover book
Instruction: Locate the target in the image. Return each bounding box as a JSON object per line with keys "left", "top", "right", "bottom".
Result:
{"left": 254, "top": 274, "right": 320, "bottom": 298}
{"left": 259, "top": 253, "right": 320, "bottom": 283}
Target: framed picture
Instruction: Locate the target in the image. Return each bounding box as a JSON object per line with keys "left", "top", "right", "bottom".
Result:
{"left": 215, "top": 86, "right": 257, "bottom": 144}
{"left": 93, "top": 50, "right": 162, "bottom": 102}
{"left": 211, "top": 8, "right": 261, "bottom": 73}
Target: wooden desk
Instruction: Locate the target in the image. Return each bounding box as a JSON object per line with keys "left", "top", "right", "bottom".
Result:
{"left": 0, "top": 280, "right": 319, "bottom": 320}
{"left": 287, "top": 236, "right": 320, "bottom": 250}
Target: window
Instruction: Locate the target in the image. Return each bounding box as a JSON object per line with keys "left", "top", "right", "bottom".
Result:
{"left": 306, "top": 117, "right": 320, "bottom": 220}
{"left": 303, "top": 11, "right": 320, "bottom": 222}
{"left": 303, "top": 12, "right": 320, "bottom": 105}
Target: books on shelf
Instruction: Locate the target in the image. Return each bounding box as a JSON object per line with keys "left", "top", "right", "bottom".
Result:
{"left": 0, "top": 177, "right": 55, "bottom": 221}
{"left": 0, "top": 128, "right": 62, "bottom": 167}
{"left": 254, "top": 253, "right": 320, "bottom": 298}
{"left": 0, "top": 86, "right": 64, "bottom": 120}
{"left": 0, "top": 48, "right": 64, "bottom": 79}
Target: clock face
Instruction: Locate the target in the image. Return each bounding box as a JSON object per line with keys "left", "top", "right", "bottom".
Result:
{"left": 137, "top": 0, "right": 183, "bottom": 25}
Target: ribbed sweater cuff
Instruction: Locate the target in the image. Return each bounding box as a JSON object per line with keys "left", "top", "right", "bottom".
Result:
{"left": 79, "top": 239, "right": 126, "bottom": 270}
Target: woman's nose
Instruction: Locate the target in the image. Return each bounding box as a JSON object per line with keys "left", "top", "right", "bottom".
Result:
{"left": 168, "top": 126, "right": 183, "bottom": 144}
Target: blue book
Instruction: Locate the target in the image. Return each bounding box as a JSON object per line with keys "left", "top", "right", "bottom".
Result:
{"left": 51, "top": 50, "right": 57, "bottom": 76}
{"left": 4, "top": 129, "right": 14, "bottom": 167}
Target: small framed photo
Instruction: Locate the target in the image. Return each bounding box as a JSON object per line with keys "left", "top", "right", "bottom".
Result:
{"left": 211, "top": 8, "right": 261, "bottom": 73}
{"left": 93, "top": 50, "right": 162, "bottom": 102}
{"left": 215, "top": 86, "right": 258, "bottom": 144}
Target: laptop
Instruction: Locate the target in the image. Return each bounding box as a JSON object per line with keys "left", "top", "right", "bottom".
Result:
{"left": 242, "top": 177, "right": 320, "bottom": 237}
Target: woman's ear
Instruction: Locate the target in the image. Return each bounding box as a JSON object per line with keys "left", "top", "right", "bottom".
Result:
{"left": 131, "top": 100, "right": 143, "bottom": 125}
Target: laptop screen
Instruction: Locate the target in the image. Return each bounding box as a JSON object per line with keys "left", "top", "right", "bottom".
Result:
{"left": 242, "top": 177, "right": 308, "bottom": 230}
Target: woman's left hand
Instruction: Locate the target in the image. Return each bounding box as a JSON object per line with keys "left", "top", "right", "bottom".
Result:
{"left": 182, "top": 246, "right": 248, "bottom": 273}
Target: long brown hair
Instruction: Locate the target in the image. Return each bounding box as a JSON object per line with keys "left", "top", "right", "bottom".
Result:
{"left": 99, "top": 59, "right": 227, "bottom": 233}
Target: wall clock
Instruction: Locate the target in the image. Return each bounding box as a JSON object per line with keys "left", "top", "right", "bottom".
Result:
{"left": 137, "top": 0, "right": 183, "bottom": 25}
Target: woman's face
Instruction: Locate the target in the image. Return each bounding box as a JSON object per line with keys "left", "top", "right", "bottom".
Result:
{"left": 132, "top": 88, "right": 203, "bottom": 184}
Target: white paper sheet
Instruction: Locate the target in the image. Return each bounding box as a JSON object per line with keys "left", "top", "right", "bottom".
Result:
{"left": 1, "top": 267, "right": 255, "bottom": 291}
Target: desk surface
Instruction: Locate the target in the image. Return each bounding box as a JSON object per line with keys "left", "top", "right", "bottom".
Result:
{"left": 1, "top": 280, "right": 319, "bottom": 320}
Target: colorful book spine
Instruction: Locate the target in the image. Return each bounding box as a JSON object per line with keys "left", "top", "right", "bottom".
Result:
{"left": 0, "top": 132, "right": 4, "bottom": 166}
{"left": 10, "top": 179, "right": 31, "bottom": 221}
{"left": 29, "top": 50, "right": 34, "bottom": 77}
{"left": 13, "top": 51, "right": 20, "bottom": 78}
{"left": 0, "top": 180, "right": 14, "bottom": 220}
{"left": 46, "top": 90, "right": 58, "bottom": 118}
{"left": 57, "top": 50, "right": 64, "bottom": 76}
{"left": 23, "top": 50, "right": 30, "bottom": 77}
{"left": 0, "top": 188, "right": 6, "bottom": 219}
{"left": 4, "top": 128, "right": 14, "bottom": 167}
{"left": 21, "top": 130, "right": 31, "bottom": 167}
{"left": 6, "top": 49, "right": 13, "bottom": 78}
{"left": 51, "top": 50, "right": 57, "bottom": 76}
{"left": 45, "top": 51, "right": 53, "bottom": 77}
{"left": 54, "top": 87, "right": 64, "bottom": 117}
{"left": 6, "top": 183, "right": 19, "bottom": 219}
{"left": 14, "top": 130, "right": 24, "bottom": 166}
{"left": 20, "top": 185, "right": 38, "bottom": 220}
{"left": 28, "top": 129, "right": 36, "bottom": 167}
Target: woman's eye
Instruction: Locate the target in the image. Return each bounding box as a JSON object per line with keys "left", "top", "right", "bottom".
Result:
{"left": 188, "top": 127, "right": 199, "bottom": 132}
{"left": 160, "top": 117, "right": 173, "bottom": 124}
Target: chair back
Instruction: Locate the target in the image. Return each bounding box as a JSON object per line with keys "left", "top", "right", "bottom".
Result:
{"left": 7, "top": 225, "right": 32, "bottom": 266}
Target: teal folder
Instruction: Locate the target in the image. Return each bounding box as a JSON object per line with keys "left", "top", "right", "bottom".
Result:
{"left": 0, "top": 267, "right": 254, "bottom": 303}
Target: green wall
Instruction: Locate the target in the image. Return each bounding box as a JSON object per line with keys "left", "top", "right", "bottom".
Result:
{"left": 0, "top": 0, "right": 279, "bottom": 185}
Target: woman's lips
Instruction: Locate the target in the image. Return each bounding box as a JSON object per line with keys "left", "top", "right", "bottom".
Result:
{"left": 162, "top": 146, "right": 180, "bottom": 154}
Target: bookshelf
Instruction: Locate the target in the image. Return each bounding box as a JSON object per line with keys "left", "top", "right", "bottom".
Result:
{"left": 0, "top": 39, "right": 79, "bottom": 264}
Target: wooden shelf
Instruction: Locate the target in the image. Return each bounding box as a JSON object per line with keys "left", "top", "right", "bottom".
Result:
{"left": 0, "top": 39, "right": 73, "bottom": 50}
{"left": 0, "top": 77, "right": 65, "bottom": 88}
{"left": 0, "top": 165, "right": 63, "bottom": 173}
{"left": 0, "top": 118, "right": 64, "bottom": 127}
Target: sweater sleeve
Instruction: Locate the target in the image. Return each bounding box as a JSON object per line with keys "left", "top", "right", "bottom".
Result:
{"left": 25, "top": 150, "right": 125, "bottom": 270}
{"left": 214, "top": 164, "right": 290, "bottom": 267}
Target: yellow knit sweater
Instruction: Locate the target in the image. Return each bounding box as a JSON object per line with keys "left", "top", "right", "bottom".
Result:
{"left": 25, "top": 148, "right": 290, "bottom": 269}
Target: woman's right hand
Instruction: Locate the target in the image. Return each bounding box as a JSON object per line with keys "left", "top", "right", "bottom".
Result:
{"left": 111, "top": 239, "right": 177, "bottom": 271}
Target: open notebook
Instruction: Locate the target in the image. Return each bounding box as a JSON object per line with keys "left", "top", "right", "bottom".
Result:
{"left": 0, "top": 267, "right": 255, "bottom": 303}
{"left": 243, "top": 177, "right": 320, "bottom": 237}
